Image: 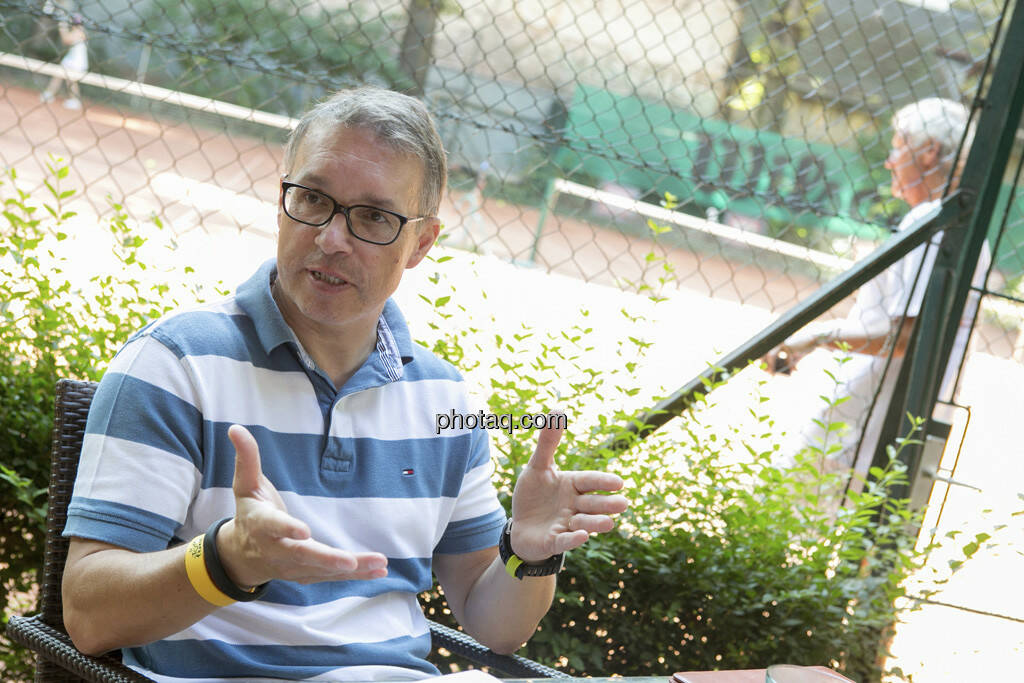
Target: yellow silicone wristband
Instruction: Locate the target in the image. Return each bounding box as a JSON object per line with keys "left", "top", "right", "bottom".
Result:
{"left": 504, "top": 553, "right": 525, "bottom": 579}
{"left": 184, "top": 535, "right": 235, "bottom": 607}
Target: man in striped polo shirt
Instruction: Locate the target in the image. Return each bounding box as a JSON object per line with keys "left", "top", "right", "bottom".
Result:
{"left": 61, "top": 87, "right": 629, "bottom": 682}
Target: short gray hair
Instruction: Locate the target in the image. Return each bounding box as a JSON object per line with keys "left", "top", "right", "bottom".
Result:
{"left": 892, "top": 98, "right": 974, "bottom": 173}
{"left": 283, "top": 87, "right": 447, "bottom": 216}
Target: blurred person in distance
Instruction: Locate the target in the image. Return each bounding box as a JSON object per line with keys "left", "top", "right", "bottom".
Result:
{"left": 40, "top": 11, "right": 88, "bottom": 110}
{"left": 763, "top": 98, "right": 989, "bottom": 480}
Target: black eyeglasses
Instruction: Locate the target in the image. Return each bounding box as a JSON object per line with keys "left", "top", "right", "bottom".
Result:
{"left": 280, "top": 180, "right": 432, "bottom": 245}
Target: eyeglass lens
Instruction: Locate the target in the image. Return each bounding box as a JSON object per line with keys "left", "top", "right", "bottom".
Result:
{"left": 283, "top": 185, "right": 402, "bottom": 243}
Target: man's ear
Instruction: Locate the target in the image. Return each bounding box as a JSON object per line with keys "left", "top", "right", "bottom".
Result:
{"left": 920, "top": 139, "right": 942, "bottom": 169}
{"left": 405, "top": 219, "right": 441, "bottom": 269}
{"left": 275, "top": 180, "right": 287, "bottom": 232}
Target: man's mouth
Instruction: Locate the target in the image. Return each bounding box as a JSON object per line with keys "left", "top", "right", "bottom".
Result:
{"left": 310, "top": 269, "right": 347, "bottom": 286}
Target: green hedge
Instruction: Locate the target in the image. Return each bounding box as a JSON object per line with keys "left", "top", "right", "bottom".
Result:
{"left": 0, "top": 161, "right": 209, "bottom": 679}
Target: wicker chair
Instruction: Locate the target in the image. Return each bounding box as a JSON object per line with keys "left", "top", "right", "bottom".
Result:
{"left": 6, "top": 378, "right": 568, "bottom": 681}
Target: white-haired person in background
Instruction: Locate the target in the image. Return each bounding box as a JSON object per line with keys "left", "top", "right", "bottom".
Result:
{"left": 765, "top": 97, "right": 990, "bottom": 484}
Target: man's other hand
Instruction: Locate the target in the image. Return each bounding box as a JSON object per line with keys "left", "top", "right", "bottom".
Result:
{"left": 219, "top": 425, "right": 388, "bottom": 587}
{"left": 763, "top": 330, "right": 823, "bottom": 376}
{"left": 508, "top": 417, "right": 629, "bottom": 562}
{"left": 763, "top": 345, "right": 797, "bottom": 375}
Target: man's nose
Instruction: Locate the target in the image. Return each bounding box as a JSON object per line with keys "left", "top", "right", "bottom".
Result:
{"left": 314, "top": 213, "right": 354, "bottom": 254}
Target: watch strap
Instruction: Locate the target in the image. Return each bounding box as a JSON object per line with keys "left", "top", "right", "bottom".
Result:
{"left": 498, "top": 519, "right": 564, "bottom": 580}
{"left": 203, "top": 517, "right": 269, "bottom": 602}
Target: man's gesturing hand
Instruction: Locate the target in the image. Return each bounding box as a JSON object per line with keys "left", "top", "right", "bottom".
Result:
{"left": 509, "top": 418, "right": 629, "bottom": 563}
{"left": 217, "top": 425, "right": 388, "bottom": 587}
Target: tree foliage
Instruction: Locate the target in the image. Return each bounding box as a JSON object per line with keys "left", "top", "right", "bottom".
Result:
{"left": 105, "top": 0, "right": 410, "bottom": 117}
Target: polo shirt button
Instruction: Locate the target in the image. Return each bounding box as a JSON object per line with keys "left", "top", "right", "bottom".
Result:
{"left": 321, "top": 443, "right": 353, "bottom": 474}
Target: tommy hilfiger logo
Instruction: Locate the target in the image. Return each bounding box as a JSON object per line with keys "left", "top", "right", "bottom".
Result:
{"left": 401, "top": 468, "right": 414, "bottom": 476}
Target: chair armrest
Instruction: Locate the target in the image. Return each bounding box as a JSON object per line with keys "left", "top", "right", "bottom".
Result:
{"left": 5, "top": 614, "right": 154, "bottom": 682}
{"left": 427, "top": 619, "right": 569, "bottom": 679}
{"left": 6, "top": 614, "right": 564, "bottom": 681}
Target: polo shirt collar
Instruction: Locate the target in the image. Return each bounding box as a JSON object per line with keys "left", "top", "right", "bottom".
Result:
{"left": 235, "top": 258, "right": 414, "bottom": 367}
{"left": 380, "top": 298, "right": 415, "bottom": 366}
{"left": 235, "top": 259, "right": 297, "bottom": 355}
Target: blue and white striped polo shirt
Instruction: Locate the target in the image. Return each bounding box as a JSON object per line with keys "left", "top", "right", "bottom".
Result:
{"left": 65, "top": 259, "right": 506, "bottom": 682}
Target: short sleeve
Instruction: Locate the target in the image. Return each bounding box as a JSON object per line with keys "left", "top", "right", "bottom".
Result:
{"left": 434, "top": 426, "right": 505, "bottom": 554}
{"left": 892, "top": 241, "right": 938, "bottom": 319}
{"left": 886, "top": 200, "right": 944, "bottom": 319}
{"left": 64, "top": 334, "right": 203, "bottom": 552}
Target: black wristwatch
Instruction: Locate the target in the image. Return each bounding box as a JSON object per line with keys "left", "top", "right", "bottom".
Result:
{"left": 497, "top": 519, "right": 564, "bottom": 580}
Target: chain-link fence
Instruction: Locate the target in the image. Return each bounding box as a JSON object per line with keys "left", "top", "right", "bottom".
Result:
{"left": 3, "top": 0, "right": 1021, "bottom": 464}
